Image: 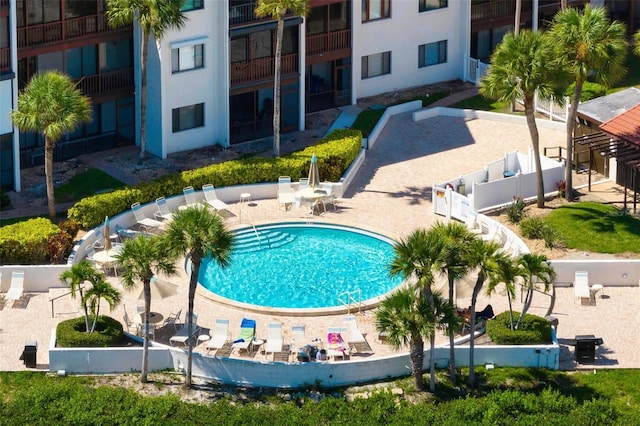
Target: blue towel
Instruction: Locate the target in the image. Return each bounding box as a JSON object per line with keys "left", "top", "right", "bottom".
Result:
{"left": 233, "top": 339, "right": 245, "bottom": 344}
{"left": 240, "top": 318, "right": 256, "bottom": 329}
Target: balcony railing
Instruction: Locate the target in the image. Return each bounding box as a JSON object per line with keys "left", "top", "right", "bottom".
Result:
{"left": 230, "top": 53, "right": 297, "bottom": 85}
{"left": 74, "top": 68, "right": 134, "bottom": 96}
{"left": 306, "top": 30, "right": 351, "bottom": 56}
{"left": 230, "top": 1, "right": 294, "bottom": 26}
{"left": 0, "top": 0, "right": 8, "bottom": 7}
{"left": 471, "top": 0, "right": 532, "bottom": 21}
{"left": 0, "top": 48, "right": 10, "bottom": 71}
{"left": 17, "top": 12, "right": 118, "bottom": 48}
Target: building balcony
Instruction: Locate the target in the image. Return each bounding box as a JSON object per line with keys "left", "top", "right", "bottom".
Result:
{"left": 306, "top": 30, "right": 351, "bottom": 57}
{"left": 17, "top": 12, "right": 125, "bottom": 48}
{"left": 471, "top": 0, "right": 533, "bottom": 22}
{"left": 230, "top": 53, "right": 297, "bottom": 86}
{"left": 0, "top": 47, "right": 10, "bottom": 72}
{"left": 230, "top": 1, "right": 294, "bottom": 27}
{"left": 74, "top": 68, "right": 134, "bottom": 96}
{"left": 0, "top": 0, "right": 8, "bottom": 7}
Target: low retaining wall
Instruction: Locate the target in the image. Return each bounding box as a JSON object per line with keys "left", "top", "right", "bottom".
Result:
{"left": 548, "top": 259, "right": 640, "bottom": 287}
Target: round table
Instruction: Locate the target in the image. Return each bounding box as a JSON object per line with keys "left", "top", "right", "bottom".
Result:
{"left": 591, "top": 284, "right": 604, "bottom": 299}
{"left": 137, "top": 312, "right": 164, "bottom": 324}
{"left": 240, "top": 192, "right": 252, "bottom": 203}
{"left": 198, "top": 334, "right": 211, "bottom": 344}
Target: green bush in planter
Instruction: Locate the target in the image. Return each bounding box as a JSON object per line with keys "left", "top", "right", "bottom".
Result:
{"left": 486, "top": 311, "right": 552, "bottom": 345}
{"left": 56, "top": 315, "right": 124, "bottom": 347}
{"left": 0, "top": 217, "right": 61, "bottom": 264}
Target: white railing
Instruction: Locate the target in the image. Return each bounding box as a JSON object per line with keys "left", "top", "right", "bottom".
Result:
{"left": 338, "top": 289, "right": 362, "bottom": 314}
{"left": 516, "top": 91, "right": 570, "bottom": 122}
{"left": 463, "top": 55, "right": 490, "bottom": 86}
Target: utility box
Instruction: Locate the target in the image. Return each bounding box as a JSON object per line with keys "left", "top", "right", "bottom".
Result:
{"left": 575, "top": 335, "right": 603, "bottom": 364}
{"left": 22, "top": 340, "right": 37, "bottom": 368}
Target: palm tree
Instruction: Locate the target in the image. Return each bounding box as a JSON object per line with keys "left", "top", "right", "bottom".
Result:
{"left": 106, "top": 0, "right": 187, "bottom": 164}
{"left": 515, "top": 253, "right": 556, "bottom": 329}
{"left": 60, "top": 260, "right": 105, "bottom": 332}
{"left": 550, "top": 5, "right": 627, "bottom": 201}
{"left": 388, "top": 228, "right": 444, "bottom": 392}
{"left": 465, "top": 238, "right": 506, "bottom": 388}
{"left": 376, "top": 287, "right": 459, "bottom": 392}
{"left": 10, "top": 71, "right": 92, "bottom": 219}
{"left": 635, "top": 30, "right": 640, "bottom": 56}
{"left": 83, "top": 276, "right": 122, "bottom": 333}
{"left": 431, "top": 221, "right": 475, "bottom": 383}
{"left": 116, "top": 234, "right": 176, "bottom": 383}
{"left": 485, "top": 253, "right": 519, "bottom": 330}
{"left": 163, "top": 205, "right": 233, "bottom": 388}
{"left": 481, "top": 30, "right": 567, "bottom": 208}
{"left": 255, "top": 0, "right": 308, "bottom": 157}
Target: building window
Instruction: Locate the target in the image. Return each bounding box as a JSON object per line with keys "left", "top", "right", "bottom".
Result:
{"left": 361, "top": 51, "right": 391, "bottom": 79}
{"left": 171, "top": 44, "right": 204, "bottom": 73}
{"left": 172, "top": 103, "right": 204, "bottom": 132}
{"left": 419, "top": 40, "right": 447, "bottom": 68}
{"left": 419, "top": 0, "right": 447, "bottom": 13}
{"left": 362, "top": 0, "right": 390, "bottom": 22}
{"left": 181, "top": 0, "right": 204, "bottom": 12}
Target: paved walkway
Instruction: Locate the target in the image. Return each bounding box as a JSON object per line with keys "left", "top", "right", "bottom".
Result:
{"left": 2, "top": 94, "right": 638, "bottom": 373}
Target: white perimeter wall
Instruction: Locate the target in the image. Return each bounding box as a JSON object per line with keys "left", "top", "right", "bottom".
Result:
{"left": 351, "top": 2, "right": 467, "bottom": 100}
{"left": 155, "top": 2, "right": 228, "bottom": 157}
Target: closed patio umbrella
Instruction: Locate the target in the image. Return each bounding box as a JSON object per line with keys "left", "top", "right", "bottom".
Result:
{"left": 308, "top": 153, "right": 320, "bottom": 189}
{"left": 104, "top": 216, "right": 112, "bottom": 251}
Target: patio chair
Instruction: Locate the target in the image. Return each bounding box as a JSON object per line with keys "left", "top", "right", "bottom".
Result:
{"left": 162, "top": 308, "right": 182, "bottom": 331}
{"left": 278, "top": 176, "right": 295, "bottom": 210}
{"left": 180, "top": 186, "right": 201, "bottom": 210}
{"left": 154, "top": 197, "right": 174, "bottom": 222}
{"left": 122, "top": 305, "right": 140, "bottom": 335}
{"left": 169, "top": 312, "right": 201, "bottom": 346}
{"left": 320, "top": 182, "right": 337, "bottom": 211}
{"left": 202, "top": 184, "right": 230, "bottom": 212}
{"left": 289, "top": 324, "right": 306, "bottom": 354}
{"left": 298, "top": 178, "right": 309, "bottom": 190}
{"left": 342, "top": 314, "right": 372, "bottom": 353}
{"left": 6, "top": 270, "right": 25, "bottom": 305}
{"left": 131, "top": 202, "right": 165, "bottom": 234}
{"left": 326, "top": 330, "right": 350, "bottom": 361}
{"left": 232, "top": 317, "right": 256, "bottom": 354}
{"left": 264, "top": 322, "right": 284, "bottom": 359}
{"left": 206, "top": 318, "right": 231, "bottom": 353}
{"left": 574, "top": 271, "right": 590, "bottom": 304}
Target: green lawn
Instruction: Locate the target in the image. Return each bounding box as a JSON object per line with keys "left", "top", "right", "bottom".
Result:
{"left": 54, "top": 168, "right": 124, "bottom": 203}
{"left": 449, "top": 94, "right": 511, "bottom": 112}
{"left": 544, "top": 201, "right": 640, "bottom": 253}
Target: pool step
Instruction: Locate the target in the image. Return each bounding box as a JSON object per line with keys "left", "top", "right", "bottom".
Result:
{"left": 233, "top": 229, "right": 296, "bottom": 253}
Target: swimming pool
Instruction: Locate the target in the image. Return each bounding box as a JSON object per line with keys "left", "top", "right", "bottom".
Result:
{"left": 198, "top": 223, "right": 404, "bottom": 313}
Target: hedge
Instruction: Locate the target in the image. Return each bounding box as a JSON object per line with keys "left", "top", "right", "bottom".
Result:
{"left": 0, "top": 217, "right": 61, "bottom": 264}
{"left": 68, "top": 129, "right": 362, "bottom": 228}
{"left": 486, "top": 311, "right": 552, "bottom": 345}
{"left": 56, "top": 315, "right": 125, "bottom": 347}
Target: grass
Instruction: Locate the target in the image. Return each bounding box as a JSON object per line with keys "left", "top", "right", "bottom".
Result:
{"left": 449, "top": 94, "right": 511, "bottom": 112}
{"left": 54, "top": 168, "right": 125, "bottom": 203}
{"left": 544, "top": 201, "right": 640, "bottom": 253}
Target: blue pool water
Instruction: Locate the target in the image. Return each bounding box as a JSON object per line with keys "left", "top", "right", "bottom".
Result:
{"left": 198, "top": 224, "right": 403, "bottom": 309}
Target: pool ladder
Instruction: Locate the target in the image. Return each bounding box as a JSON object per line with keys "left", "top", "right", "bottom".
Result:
{"left": 338, "top": 289, "right": 362, "bottom": 314}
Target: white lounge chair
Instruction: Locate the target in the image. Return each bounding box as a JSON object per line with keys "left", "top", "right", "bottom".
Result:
{"left": 154, "top": 197, "right": 174, "bottom": 222}
{"left": 277, "top": 176, "right": 295, "bottom": 210}
{"left": 205, "top": 318, "right": 231, "bottom": 353}
{"left": 289, "top": 324, "right": 306, "bottom": 354}
{"left": 202, "top": 184, "right": 231, "bottom": 212}
{"left": 574, "top": 271, "right": 591, "bottom": 304}
{"left": 264, "top": 322, "right": 283, "bottom": 359}
{"left": 180, "top": 186, "right": 201, "bottom": 210}
{"left": 131, "top": 202, "right": 165, "bottom": 234}
{"left": 343, "top": 314, "right": 372, "bottom": 353}
{"left": 6, "top": 270, "right": 24, "bottom": 305}
{"left": 169, "top": 312, "right": 201, "bottom": 346}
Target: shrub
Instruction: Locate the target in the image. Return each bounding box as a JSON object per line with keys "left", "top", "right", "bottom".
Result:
{"left": 556, "top": 180, "right": 566, "bottom": 198}
{"left": 0, "top": 189, "right": 12, "bottom": 211}
{"left": 58, "top": 219, "right": 81, "bottom": 239}
{"left": 506, "top": 196, "right": 526, "bottom": 223}
{"left": 519, "top": 217, "right": 547, "bottom": 240}
{"left": 47, "top": 230, "right": 74, "bottom": 264}
{"left": 68, "top": 129, "right": 362, "bottom": 228}
{"left": 486, "top": 311, "right": 552, "bottom": 345}
{"left": 541, "top": 226, "right": 563, "bottom": 249}
{"left": 0, "top": 217, "right": 61, "bottom": 264}
{"left": 56, "top": 315, "right": 125, "bottom": 347}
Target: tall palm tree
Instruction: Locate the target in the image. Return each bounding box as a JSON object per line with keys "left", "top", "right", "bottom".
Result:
{"left": 106, "top": 0, "right": 187, "bottom": 164}
{"left": 116, "top": 234, "right": 176, "bottom": 383}
{"left": 388, "top": 228, "right": 445, "bottom": 392}
{"left": 431, "top": 221, "right": 475, "bottom": 383}
{"left": 163, "top": 205, "right": 233, "bottom": 388}
{"left": 550, "top": 5, "right": 627, "bottom": 201}
{"left": 10, "top": 71, "right": 92, "bottom": 219}
{"left": 634, "top": 30, "right": 640, "bottom": 56}
{"left": 464, "top": 238, "right": 505, "bottom": 388}
{"left": 481, "top": 30, "right": 567, "bottom": 208}
{"left": 83, "top": 276, "right": 122, "bottom": 333}
{"left": 485, "top": 253, "right": 519, "bottom": 330}
{"left": 376, "top": 287, "right": 459, "bottom": 392}
{"left": 60, "top": 260, "right": 105, "bottom": 332}
{"left": 515, "top": 253, "right": 556, "bottom": 329}
{"left": 255, "top": 0, "right": 308, "bottom": 157}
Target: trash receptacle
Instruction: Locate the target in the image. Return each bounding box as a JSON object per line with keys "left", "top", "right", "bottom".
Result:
{"left": 575, "top": 335, "right": 598, "bottom": 364}
{"left": 22, "top": 340, "right": 37, "bottom": 368}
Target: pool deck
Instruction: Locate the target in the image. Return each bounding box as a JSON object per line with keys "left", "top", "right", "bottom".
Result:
{"left": 2, "top": 112, "right": 638, "bottom": 372}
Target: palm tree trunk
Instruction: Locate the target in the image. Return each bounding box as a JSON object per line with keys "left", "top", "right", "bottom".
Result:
{"left": 139, "top": 31, "right": 149, "bottom": 164}
{"left": 507, "top": 291, "right": 515, "bottom": 330}
{"left": 272, "top": 14, "right": 284, "bottom": 157}
{"left": 524, "top": 98, "right": 544, "bottom": 208}
{"left": 410, "top": 339, "right": 425, "bottom": 391}
{"left": 514, "top": 0, "right": 522, "bottom": 36}
{"left": 44, "top": 137, "right": 56, "bottom": 219}
{"left": 517, "top": 279, "right": 535, "bottom": 329}
{"left": 565, "top": 81, "right": 583, "bottom": 201}
{"left": 185, "top": 260, "right": 200, "bottom": 388}
{"left": 448, "top": 276, "right": 456, "bottom": 383}
{"left": 141, "top": 281, "right": 151, "bottom": 383}
{"left": 79, "top": 288, "right": 91, "bottom": 333}
{"left": 468, "top": 281, "right": 482, "bottom": 388}
{"left": 429, "top": 333, "right": 436, "bottom": 392}
{"left": 91, "top": 305, "right": 100, "bottom": 332}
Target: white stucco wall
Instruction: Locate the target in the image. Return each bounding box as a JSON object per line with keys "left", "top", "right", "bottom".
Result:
{"left": 351, "top": 2, "right": 468, "bottom": 100}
